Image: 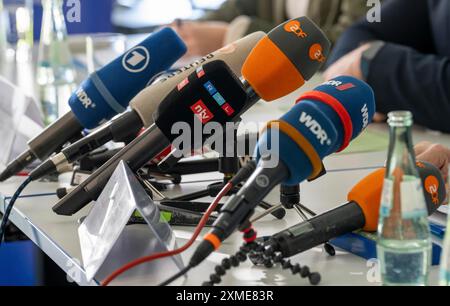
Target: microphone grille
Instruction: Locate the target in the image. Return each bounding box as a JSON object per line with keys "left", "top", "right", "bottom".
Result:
{"left": 242, "top": 17, "right": 331, "bottom": 102}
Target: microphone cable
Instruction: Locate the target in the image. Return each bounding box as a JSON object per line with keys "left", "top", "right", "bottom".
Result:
{"left": 161, "top": 222, "right": 259, "bottom": 286}
{"left": 0, "top": 177, "right": 32, "bottom": 246}
{"left": 101, "top": 161, "right": 257, "bottom": 286}
{"left": 161, "top": 223, "right": 321, "bottom": 286}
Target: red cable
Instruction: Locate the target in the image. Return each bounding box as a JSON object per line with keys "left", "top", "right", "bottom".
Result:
{"left": 101, "top": 182, "right": 234, "bottom": 286}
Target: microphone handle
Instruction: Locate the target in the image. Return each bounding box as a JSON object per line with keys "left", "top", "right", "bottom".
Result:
{"left": 53, "top": 124, "right": 170, "bottom": 215}
{"left": 212, "top": 158, "right": 290, "bottom": 241}
{"left": 79, "top": 149, "right": 122, "bottom": 172}
{"left": 0, "top": 112, "right": 84, "bottom": 181}
{"left": 271, "top": 201, "right": 366, "bottom": 258}
{"left": 62, "top": 110, "right": 143, "bottom": 164}
{"left": 29, "top": 111, "right": 84, "bottom": 160}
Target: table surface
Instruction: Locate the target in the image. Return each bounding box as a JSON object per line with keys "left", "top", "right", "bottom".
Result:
{"left": 2, "top": 40, "right": 450, "bottom": 286}
{"left": 1, "top": 96, "right": 450, "bottom": 286}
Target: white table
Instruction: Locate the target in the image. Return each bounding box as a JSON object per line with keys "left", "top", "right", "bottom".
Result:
{"left": 1, "top": 123, "right": 449, "bottom": 286}
{"left": 2, "top": 49, "right": 450, "bottom": 285}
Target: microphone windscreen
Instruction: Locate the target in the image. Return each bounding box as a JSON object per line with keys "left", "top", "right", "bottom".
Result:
{"left": 130, "top": 32, "right": 265, "bottom": 128}
{"left": 347, "top": 168, "right": 385, "bottom": 232}
{"left": 256, "top": 76, "right": 375, "bottom": 185}
{"left": 303, "top": 76, "right": 376, "bottom": 141}
{"left": 242, "top": 17, "right": 330, "bottom": 102}
{"left": 69, "top": 28, "right": 187, "bottom": 129}
{"left": 154, "top": 60, "right": 248, "bottom": 145}
{"left": 348, "top": 161, "right": 447, "bottom": 232}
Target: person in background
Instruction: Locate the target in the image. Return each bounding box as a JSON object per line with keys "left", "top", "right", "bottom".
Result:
{"left": 324, "top": 0, "right": 450, "bottom": 133}
{"left": 172, "top": 0, "right": 370, "bottom": 57}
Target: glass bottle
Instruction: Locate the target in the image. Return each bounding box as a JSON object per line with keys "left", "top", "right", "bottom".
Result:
{"left": 37, "top": 0, "right": 76, "bottom": 125}
{"left": 440, "top": 214, "right": 450, "bottom": 285}
{"left": 377, "top": 111, "right": 431, "bottom": 286}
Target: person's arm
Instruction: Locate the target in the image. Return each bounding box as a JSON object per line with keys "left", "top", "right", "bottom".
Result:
{"left": 200, "top": 0, "right": 276, "bottom": 36}
{"left": 325, "top": 0, "right": 369, "bottom": 46}
{"left": 325, "top": 0, "right": 450, "bottom": 133}
{"left": 366, "top": 43, "right": 450, "bottom": 133}
{"left": 328, "top": 0, "right": 435, "bottom": 64}
{"left": 200, "top": 0, "right": 251, "bottom": 23}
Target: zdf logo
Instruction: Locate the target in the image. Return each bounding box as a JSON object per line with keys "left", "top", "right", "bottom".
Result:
{"left": 424, "top": 175, "right": 440, "bottom": 205}
{"left": 284, "top": 20, "right": 308, "bottom": 38}
{"left": 309, "top": 44, "right": 326, "bottom": 63}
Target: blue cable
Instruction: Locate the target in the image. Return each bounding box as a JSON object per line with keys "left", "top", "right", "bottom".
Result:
{"left": 0, "top": 177, "right": 32, "bottom": 246}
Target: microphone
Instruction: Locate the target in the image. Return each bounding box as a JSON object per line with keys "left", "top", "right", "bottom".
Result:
{"left": 0, "top": 28, "right": 186, "bottom": 182}
{"left": 269, "top": 161, "right": 447, "bottom": 258}
{"left": 130, "top": 31, "right": 266, "bottom": 128}
{"left": 28, "top": 32, "right": 265, "bottom": 181}
{"left": 160, "top": 17, "right": 333, "bottom": 170}
{"left": 52, "top": 16, "right": 331, "bottom": 216}
{"left": 189, "top": 76, "right": 376, "bottom": 267}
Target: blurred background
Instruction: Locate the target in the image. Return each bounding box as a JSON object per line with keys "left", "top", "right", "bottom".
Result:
{"left": 32, "top": 0, "right": 226, "bottom": 36}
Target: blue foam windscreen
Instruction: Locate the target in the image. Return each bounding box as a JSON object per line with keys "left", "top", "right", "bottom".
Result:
{"left": 69, "top": 27, "right": 187, "bottom": 129}
{"left": 257, "top": 76, "right": 376, "bottom": 185}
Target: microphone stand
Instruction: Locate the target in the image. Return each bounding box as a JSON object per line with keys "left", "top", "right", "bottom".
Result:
{"left": 149, "top": 148, "right": 286, "bottom": 220}
{"left": 146, "top": 129, "right": 286, "bottom": 220}
{"left": 250, "top": 183, "right": 337, "bottom": 258}
{"left": 279, "top": 184, "right": 336, "bottom": 256}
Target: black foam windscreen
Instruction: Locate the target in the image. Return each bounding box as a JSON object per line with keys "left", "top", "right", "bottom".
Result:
{"left": 154, "top": 60, "right": 249, "bottom": 145}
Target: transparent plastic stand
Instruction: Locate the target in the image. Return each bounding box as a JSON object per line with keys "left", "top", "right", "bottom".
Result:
{"left": 78, "top": 161, "right": 185, "bottom": 285}
{"left": 0, "top": 76, "right": 43, "bottom": 171}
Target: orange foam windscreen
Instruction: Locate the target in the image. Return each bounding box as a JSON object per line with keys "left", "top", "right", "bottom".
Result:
{"left": 241, "top": 17, "right": 331, "bottom": 102}
{"left": 241, "top": 36, "right": 305, "bottom": 102}
{"left": 347, "top": 168, "right": 386, "bottom": 232}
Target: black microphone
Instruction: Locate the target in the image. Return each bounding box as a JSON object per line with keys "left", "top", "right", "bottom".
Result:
{"left": 269, "top": 161, "right": 447, "bottom": 258}
{"left": 28, "top": 33, "right": 266, "bottom": 182}
{"left": 189, "top": 76, "right": 376, "bottom": 267}
{"left": 52, "top": 17, "right": 332, "bottom": 216}
{"left": 0, "top": 28, "right": 186, "bottom": 182}
{"left": 53, "top": 60, "right": 251, "bottom": 215}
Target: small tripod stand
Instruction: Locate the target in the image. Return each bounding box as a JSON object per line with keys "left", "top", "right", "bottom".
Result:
{"left": 152, "top": 155, "right": 286, "bottom": 220}
{"left": 252, "top": 184, "right": 336, "bottom": 256}
{"left": 248, "top": 157, "right": 337, "bottom": 256}
{"left": 147, "top": 128, "right": 286, "bottom": 220}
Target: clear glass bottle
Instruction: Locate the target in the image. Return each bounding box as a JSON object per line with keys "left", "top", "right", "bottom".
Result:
{"left": 440, "top": 215, "right": 450, "bottom": 285}
{"left": 377, "top": 111, "right": 431, "bottom": 286}
{"left": 37, "top": 0, "right": 76, "bottom": 125}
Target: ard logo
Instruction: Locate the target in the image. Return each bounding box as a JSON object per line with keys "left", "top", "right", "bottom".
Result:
{"left": 284, "top": 20, "right": 308, "bottom": 38}
{"left": 122, "top": 46, "right": 150, "bottom": 73}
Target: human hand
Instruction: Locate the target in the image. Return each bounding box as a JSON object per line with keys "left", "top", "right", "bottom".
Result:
{"left": 373, "top": 113, "right": 387, "bottom": 123}
{"left": 415, "top": 142, "right": 450, "bottom": 182}
{"left": 323, "top": 43, "right": 372, "bottom": 81}
{"left": 170, "top": 20, "right": 229, "bottom": 57}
